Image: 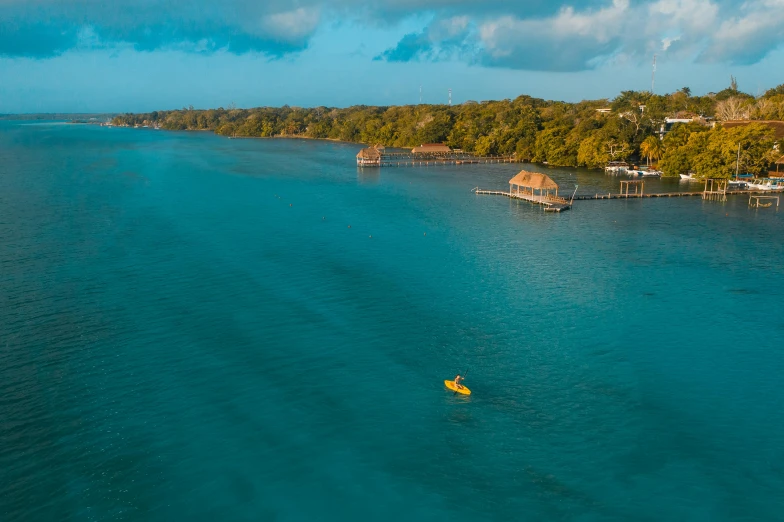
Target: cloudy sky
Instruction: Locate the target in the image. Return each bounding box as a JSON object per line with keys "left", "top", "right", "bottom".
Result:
{"left": 1, "top": 0, "right": 782, "bottom": 112}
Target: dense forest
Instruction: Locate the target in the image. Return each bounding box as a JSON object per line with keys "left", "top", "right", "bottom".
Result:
{"left": 113, "top": 82, "right": 784, "bottom": 178}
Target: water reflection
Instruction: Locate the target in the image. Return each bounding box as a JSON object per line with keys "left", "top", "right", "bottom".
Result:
{"left": 357, "top": 167, "right": 380, "bottom": 184}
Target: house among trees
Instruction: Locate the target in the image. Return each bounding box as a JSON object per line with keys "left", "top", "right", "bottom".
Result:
{"left": 722, "top": 120, "right": 784, "bottom": 140}
{"left": 770, "top": 156, "right": 784, "bottom": 179}
{"left": 658, "top": 114, "right": 714, "bottom": 138}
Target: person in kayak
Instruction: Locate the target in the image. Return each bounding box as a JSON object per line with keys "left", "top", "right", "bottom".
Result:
{"left": 454, "top": 375, "right": 464, "bottom": 389}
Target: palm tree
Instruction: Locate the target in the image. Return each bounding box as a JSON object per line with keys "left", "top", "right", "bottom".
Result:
{"left": 640, "top": 136, "right": 664, "bottom": 166}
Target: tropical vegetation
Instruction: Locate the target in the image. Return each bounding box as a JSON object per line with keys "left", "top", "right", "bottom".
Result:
{"left": 113, "top": 82, "right": 784, "bottom": 178}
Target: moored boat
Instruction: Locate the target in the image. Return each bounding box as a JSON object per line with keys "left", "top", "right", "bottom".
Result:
{"left": 747, "top": 179, "right": 781, "bottom": 191}
{"left": 679, "top": 173, "right": 700, "bottom": 182}
{"left": 605, "top": 161, "right": 629, "bottom": 173}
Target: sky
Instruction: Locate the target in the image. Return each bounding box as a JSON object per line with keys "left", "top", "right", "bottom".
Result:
{"left": 1, "top": 0, "right": 783, "bottom": 113}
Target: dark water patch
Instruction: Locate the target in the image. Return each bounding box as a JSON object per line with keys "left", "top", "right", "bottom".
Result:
{"left": 728, "top": 288, "right": 760, "bottom": 295}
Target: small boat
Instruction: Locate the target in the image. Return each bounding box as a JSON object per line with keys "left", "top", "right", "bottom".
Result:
{"left": 605, "top": 161, "right": 629, "bottom": 173}
{"left": 641, "top": 169, "right": 662, "bottom": 177}
{"left": 679, "top": 173, "right": 700, "bottom": 182}
{"left": 728, "top": 180, "right": 748, "bottom": 189}
{"left": 747, "top": 179, "right": 779, "bottom": 191}
{"left": 444, "top": 380, "right": 471, "bottom": 395}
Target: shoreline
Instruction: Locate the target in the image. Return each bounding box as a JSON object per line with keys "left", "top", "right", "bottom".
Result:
{"left": 227, "top": 134, "right": 361, "bottom": 146}
{"left": 108, "top": 125, "right": 697, "bottom": 177}
{"left": 112, "top": 124, "right": 366, "bottom": 147}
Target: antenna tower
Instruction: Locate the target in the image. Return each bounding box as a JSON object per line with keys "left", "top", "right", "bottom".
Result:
{"left": 419, "top": 85, "right": 422, "bottom": 104}
{"left": 449, "top": 88, "right": 452, "bottom": 106}
{"left": 651, "top": 54, "right": 657, "bottom": 94}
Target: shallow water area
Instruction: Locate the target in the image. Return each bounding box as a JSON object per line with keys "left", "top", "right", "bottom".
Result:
{"left": 1, "top": 121, "right": 783, "bottom": 521}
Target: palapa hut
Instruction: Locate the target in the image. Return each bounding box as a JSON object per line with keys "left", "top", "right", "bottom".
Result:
{"left": 356, "top": 147, "right": 381, "bottom": 167}
{"left": 771, "top": 155, "right": 784, "bottom": 179}
{"left": 411, "top": 143, "right": 451, "bottom": 155}
{"left": 509, "top": 170, "right": 559, "bottom": 200}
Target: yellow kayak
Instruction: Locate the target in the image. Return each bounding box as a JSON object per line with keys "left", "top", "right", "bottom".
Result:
{"left": 445, "top": 380, "right": 471, "bottom": 395}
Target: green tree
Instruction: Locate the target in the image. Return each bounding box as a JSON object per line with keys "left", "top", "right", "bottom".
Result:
{"left": 474, "top": 135, "right": 497, "bottom": 156}
{"left": 112, "top": 83, "right": 770, "bottom": 174}
{"left": 577, "top": 134, "right": 610, "bottom": 168}
{"left": 727, "top": 123, "right": 779, "bottom": 175}
{"left": 687, "top": 123, "right": 777, "bottom": 178}
{"left": 763, "top": 84, "right": 784, "bottom": 98}
{"left": 658, "top": 123, "right": 710, "bottom": 177}
{"left": 640, "top": 136, "right": 664, "bottom": 165}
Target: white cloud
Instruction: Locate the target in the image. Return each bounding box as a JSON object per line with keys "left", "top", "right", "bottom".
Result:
{"left": 469, "top": 0, "right": 731, "bottom": 70}
{"left": 549, "top": 0, "right": 629, "bottom": 40}
{"left": 261, "top": 8, "right": 322, "bottom": 42}
{"left": 1, "top": 0, "right": 783, "bottom": 70}
{"left": 702, "top": 0, "right": 784, "bottom": 63}
{"left": 648, "top": 0, "right": 718, "bottom": 31}
{"left": 428, "top": 15, "right": 470, "bottom": 40}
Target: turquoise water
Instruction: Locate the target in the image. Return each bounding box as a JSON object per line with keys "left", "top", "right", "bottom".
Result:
{"left": 1, "top": 121, "right": 783, "bottom": 521}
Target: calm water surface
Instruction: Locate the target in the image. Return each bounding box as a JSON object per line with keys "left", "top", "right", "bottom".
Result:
{"left": 1, "top": 121, "right": 783, "bottom": 521}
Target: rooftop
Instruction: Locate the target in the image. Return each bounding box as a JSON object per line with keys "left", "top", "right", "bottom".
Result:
{"left": 356, "top": 148, "right": 381, "bottom": 160}
{"left": 509, "top": 171, "right": 558, "bottom": 190}
{"left": 412, "top": 143, "right": 451, "bottom": 154}
{"left": 722, "top": 120, "right": 784, "bottom": 140}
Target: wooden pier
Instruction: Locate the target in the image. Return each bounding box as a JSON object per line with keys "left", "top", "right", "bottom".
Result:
{"left": 474, "top": 189, "right": 572, "bottom": 212}
{"left": 569, "top": 191, "right": 704, "bottom": 200}
{"left": 572, "top": 188, "right": 783, "bottom": 200}
{"left": 356, "top": 143, "right": 518, "bottom": 167}
{"left": 476, "top": 170, "right": 783, "bottom": 214}
{"left": 376, "top": 153, "right": 517, "bottom": 168}
{"left": 749, "top": 195, "right": 780, "bottom": 208}
{"left": 475, "top": 187, "right": 784, "bottom": 210}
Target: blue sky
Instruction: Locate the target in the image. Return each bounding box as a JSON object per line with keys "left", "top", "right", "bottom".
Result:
{"left": 1, "top": 0, "right": 783, "bottom": 113}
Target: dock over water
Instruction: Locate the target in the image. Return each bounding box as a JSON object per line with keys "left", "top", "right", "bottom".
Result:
{"left": 376, "top": 153, "right": 516, "bottom": 168}
{"left": 476, "top": 171, "right": 576, "bottom": 212}
{"left": 475, "top": 187, "right": 784, "bottom": 211}
{"left": 474, "top": 190, "right": 572, "bottom": 211}
{"left": 476, "top": 174, "right": 784, "bottom": 213}
{"left": 356, "top": 145, "right": 517, "bottom": 168}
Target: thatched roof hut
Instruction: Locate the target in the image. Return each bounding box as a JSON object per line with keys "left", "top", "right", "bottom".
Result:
{"left": 356, "top": 147, "right": 381, "bottom": 166}
{"left": 771, "top": 155, "right": 784, "bottom": 178}
{"left": 509, "top": 171, "right": 559, "bottom": 194}
{"left": 412, "top": 143, "right": 451, "bottom": 154}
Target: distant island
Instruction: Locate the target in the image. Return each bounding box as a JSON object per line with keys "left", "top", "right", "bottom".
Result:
{"left": 112, "top": 82, "right": 784, "bottom": 179}
{"left": 0, "top": 113, "right": 116, "bottom": 122}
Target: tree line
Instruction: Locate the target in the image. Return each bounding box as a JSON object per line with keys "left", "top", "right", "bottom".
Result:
{"left": 113, "top": 82, "right": 784, "bottom": 178}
